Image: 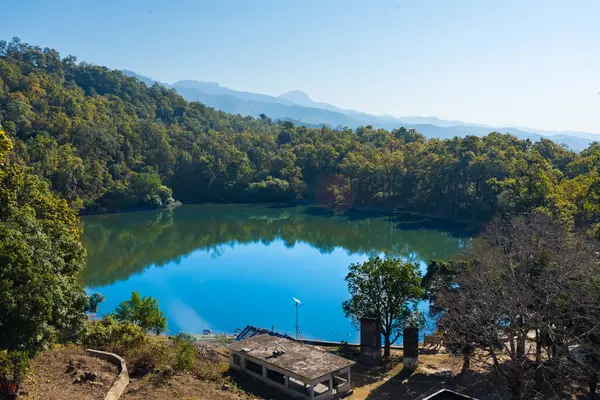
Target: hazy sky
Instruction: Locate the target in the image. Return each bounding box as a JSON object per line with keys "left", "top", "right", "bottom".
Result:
{"left": 2, "top": 0, "right": 599, "bottom": 132}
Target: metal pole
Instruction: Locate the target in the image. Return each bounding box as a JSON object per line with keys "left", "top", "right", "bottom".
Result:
{"left": 295, "top": 302, "right": 299, "bottom": 340}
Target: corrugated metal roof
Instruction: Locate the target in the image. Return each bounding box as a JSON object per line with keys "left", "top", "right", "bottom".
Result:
{"left": 236, "top": 325, "right": 295, "bottom": 341}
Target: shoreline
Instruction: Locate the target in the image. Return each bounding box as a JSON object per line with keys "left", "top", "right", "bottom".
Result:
{"left": 80, "top": 199, "right": 482, "bottom": 229}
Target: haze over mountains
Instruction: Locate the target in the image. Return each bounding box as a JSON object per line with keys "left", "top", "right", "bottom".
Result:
{"left": 122, "top": 70, "right": 599, "bottom": 151}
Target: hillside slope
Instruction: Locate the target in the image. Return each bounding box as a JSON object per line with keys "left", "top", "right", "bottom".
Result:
{"left": 1, "top": 38, "right": 599, "bottom": 229}
{"left": 124, "top": 71, "right": 599, "bottom": 151}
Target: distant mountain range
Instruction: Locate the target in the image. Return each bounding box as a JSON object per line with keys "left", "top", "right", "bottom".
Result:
{"left": 122, "top": 70, "right": 600, "bottom": 151}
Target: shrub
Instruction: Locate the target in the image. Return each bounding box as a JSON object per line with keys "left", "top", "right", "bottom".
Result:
{"left": 171, "top": 333, "right": 196, "bottom": 373}
{"left": 124, "top": 336, "right": 171, "bottom": 378}
{"left": 84, "top": 315, "right": 145, "bottom": 355}
{"left": 0, "top": 350, "right": 29, "bottom": 387}
{"left": 590, "top": 223, "right": 600, "bottom": 241}
{"left": 193, "top": 360, "right": 229, "bottom": 382}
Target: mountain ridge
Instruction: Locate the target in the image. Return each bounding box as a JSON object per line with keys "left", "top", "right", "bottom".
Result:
{"left": 122, "top": 70, "right": 600, "bottom": 151}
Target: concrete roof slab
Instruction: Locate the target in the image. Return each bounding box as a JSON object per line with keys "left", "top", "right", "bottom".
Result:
{"left": 228, "top": 334, "right": 355, "bottom": 381}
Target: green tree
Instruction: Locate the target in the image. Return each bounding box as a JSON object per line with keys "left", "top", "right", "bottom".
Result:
{"left": 342, "top": 257, "right": 422, "bottom": 357}
{"left": 114, "top": 291, "right": 167, "bottom": 334}
{"left": 0, "top": 127, "right": 89, "bottom": 388}
{"left": 2, "top": 37, "right": 600, "bottom": 238}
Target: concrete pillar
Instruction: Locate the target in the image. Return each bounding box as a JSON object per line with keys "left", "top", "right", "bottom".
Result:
{"left": 328, "top": 376, "right": 333, "bottom": 395}
{"left": 262, "top": 365, "right": 267, "bottom": 378}
{"left": 347, "top": 368, "right": 352, "bottom": 388}
{"left": 360, "top": 315, "right": 381, "bottom": 365}
{"left": 309, "top": 385, "right": 315, "bottom": 400}
{"left": 285, "top": 375, "right": 289, "bottom": 388}
{"left": 403, "top": 326, "right": 419, "bottom": 370}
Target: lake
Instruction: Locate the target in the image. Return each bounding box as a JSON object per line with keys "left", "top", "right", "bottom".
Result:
{"left": 81, "top": 204, "right": 473, "bottom": 342}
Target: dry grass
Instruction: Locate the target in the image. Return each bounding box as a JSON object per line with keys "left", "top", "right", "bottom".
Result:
{"left": 122, "top": 374, "right": 247, "bottom": 400}
{"left": 20, "top": 345, "right": 118, "bottom": 400}
{"left": 120, "top": 341, "right": 242, "bottom": 400}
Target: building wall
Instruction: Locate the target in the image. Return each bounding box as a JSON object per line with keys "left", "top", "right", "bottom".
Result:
{"left": 229, "top": 351, "right": 352, "bottom": 400}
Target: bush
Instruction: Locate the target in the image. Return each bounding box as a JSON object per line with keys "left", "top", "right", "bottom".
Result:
{"left": 171, "top": 333, "right": 196, "bottom": 373}
{"left": 590, "top": 223, "right": 600, "bottom": 240}
{"left": 193, "top": 360, "right": 229, "bottom": 382}
{"left": 84, "top": 315, "right": 145, "bottom": 355}
{"left": 0, "top": 350, "right": 29, "bottom": 388}
{"left": 124, "top": 337, "right": 171, "bottom": 378}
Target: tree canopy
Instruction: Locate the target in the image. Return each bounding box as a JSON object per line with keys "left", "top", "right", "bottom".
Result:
{"left": 114, "top": 291, "right": 167, "bottom": 334}
{"left": 342, "top": 257, "right": 422, "bottom": 357}
{"left": 0, "top": 38, "right": 599, "bottom": 235}
{"left": 0, "top": 126, "right": 90, "bottom": 389}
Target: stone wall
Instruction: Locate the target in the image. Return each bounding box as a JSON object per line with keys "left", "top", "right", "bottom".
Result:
{"left": 86, "top": 349, "right": 129, "bottom": 400}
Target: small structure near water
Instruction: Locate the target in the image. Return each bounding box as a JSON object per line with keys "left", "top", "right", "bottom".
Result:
{"left": 235, "top": 325, "right": 295, "bottom": 341}
{"left": 228, "top": 334, "right": 355, "bottom": 399}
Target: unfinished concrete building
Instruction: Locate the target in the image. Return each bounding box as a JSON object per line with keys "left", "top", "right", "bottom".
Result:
{"left": 228, "top": 334, "right": 355, "bottom": 399}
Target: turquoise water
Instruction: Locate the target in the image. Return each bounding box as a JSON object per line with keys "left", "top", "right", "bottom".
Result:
{"left": 82, "top": 204, "right": 472, "bottom": 342}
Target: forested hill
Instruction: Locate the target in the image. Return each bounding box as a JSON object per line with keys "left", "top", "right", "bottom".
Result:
{"left": 0, "top": 38, "right": 599, "bottom": 232}
{"left": 123, "top": 70, "right": 598, "bottom": 152}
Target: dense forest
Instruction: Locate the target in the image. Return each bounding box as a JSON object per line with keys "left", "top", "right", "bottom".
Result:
{"left": 0, "top": 38, "right": 599, "bottom": 234}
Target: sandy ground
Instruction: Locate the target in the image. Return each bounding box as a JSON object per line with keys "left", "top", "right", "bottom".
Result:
{"left": 21, "top": 346, "right": 118, "bottom": 400}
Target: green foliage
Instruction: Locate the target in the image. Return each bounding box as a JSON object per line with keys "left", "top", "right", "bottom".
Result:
{"left": 590, "top": 223, "right": 600, "bottom": 241}
{"left": 421, "top": 260, "right": 468, "bottom": 314}
{"left": 84, "top": 315, "right": 145, "bottom": 355}
{"left": 342, "top": 257, "right": 422, "bottom": 356}
{"left": 0, "top": 128, "right": 89, "bottom": 357}
{"left": 1, "top": 38, "right": 599, "bottom": 233}
{"left": 0, "top": 350, "right": 29, "bottom": 387}
{"left": 86, "top": 293, "right": 105, "bottom": 314}
{"left": 114, "top": 291, "right": 167, "bottom": 334}
{"left": 246, "top": 176, "right": 293, "bottom": 201}
{"left": 0, "top": 126, "right": 12, "bottom": 158}
{"left": 171, "top": 333, "right": 196, "bottom": 372}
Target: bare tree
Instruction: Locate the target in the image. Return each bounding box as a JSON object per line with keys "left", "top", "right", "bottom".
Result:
{"left": 433, "top": 213, "right": 600, "bottom": 399}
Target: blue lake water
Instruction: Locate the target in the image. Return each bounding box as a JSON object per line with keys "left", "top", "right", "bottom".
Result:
{"left": 82, "top": 204, "right": 472, "bottom": 342}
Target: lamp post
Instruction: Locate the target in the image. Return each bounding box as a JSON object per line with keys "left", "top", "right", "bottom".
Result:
{"left": 293, "top": 297, "right": 302, "bottom": 340}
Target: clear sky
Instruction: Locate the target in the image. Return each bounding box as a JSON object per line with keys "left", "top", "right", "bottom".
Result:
{"left": 1, "top": 0, "right": 599, "bottom": 132}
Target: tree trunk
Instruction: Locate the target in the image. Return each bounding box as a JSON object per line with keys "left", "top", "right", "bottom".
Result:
{"left": 517, "top": 332, "right": 526, "bottom": 357}
{"left": 535, "top": 329, "right": 542, "bottom": 360}
{"left": 384, "top": 335, "right": 391, "bottom": 358}
{"left": 590, "top": 372, "right": 598, "bottom": 399}
{"left": 461, "top": 353, "right": 470, "bottom": 374}
{"left": 509, "top": 333, "right": 515, "bottom": 355}
{"left": 511, "top": 373, "right": 523, "bottom": 400}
